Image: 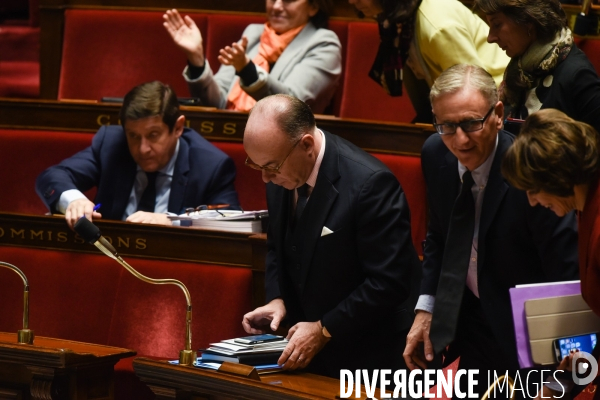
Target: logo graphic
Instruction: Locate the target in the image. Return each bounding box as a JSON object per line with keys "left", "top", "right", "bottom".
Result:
{"left": 572, "top": 351, "right": 598, "bottom": 385}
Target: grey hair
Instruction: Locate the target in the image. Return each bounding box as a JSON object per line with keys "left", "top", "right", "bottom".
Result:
{"left": 249, "top": 94, "right": 316, "bottom": 143}
{"left": 430, "top": 64, "right": 498, "bottom": 108}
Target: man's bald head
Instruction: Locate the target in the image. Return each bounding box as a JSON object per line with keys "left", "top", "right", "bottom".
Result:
{"left": 246, "top": 94, "right": 316, "bottom": 143}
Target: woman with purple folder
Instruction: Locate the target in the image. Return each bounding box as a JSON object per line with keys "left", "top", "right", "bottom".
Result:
{"left": 503, "top": 108, "right": 600, "bottom": 399}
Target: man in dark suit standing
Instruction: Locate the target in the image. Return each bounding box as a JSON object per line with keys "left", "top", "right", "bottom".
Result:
{"left": 403, "top": 64, "right": 579, "bottom": 397}
{"left": 36, "top": 81, "right": 240, "bottom": 228}
{"left": 242, "top": 94, "right": 421, "bottom": 379}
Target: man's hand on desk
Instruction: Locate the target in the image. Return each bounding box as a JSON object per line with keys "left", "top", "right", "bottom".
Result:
{"left": 126, "top": 211, "right": 172, "bottom": 226}
{"left": 65, "top": 198, "right": 102, "bottom": 229}
{"left": 242, "top": 298, "right": 286, "bottom": 334}
{"left": 403, "top": 310, "right": 434, "bottom": 370}
{"left": 279, "top": 320, "right": 329, "bottom": 371}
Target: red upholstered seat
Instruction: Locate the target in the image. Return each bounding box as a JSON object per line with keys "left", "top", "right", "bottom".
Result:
{"left": 212, "top": 141, "right": 267, "bottom": 211}
{"left": 326, "top": 20, "right": 348, "bottom": 116}
{"left": 372, "top": 153, "right": 426, "bottom": 256}
{"left": 204, "top": 13, "right": 265, "bottom": 74}
{"left": 0, "top": 60, "right": 39, "bottom": 98}
{"left": 577, "top": 38, "right": 600, "bottom": 75}
{"left": 58, "top": 10, "right": 207, "bottom": 100}
{"left": 0, "top": 129, "right": 93, "bottom": 214}
{"left": 0, "top": 245, "right": 253, "bottom": 400}
{"left": 340, "top": 22, "right": 416, "bottom": 123}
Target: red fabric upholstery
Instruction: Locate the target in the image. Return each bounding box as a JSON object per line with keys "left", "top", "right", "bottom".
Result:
{"left": 0, "top": 60, "right": 39, "bottom": 98}
{"left": 212, "top": 141, "right": 267, "bottom": 211}
{"left": 204, "top": 14, "right": 265, "bottom": 74}
{"left": 58, "top": 10, "right": 207, "bottom": 100}
{"left": 0, "top": 245, "right": 253, "bottom": 399}
{"left": 107, "top": 259, "right": 252, "bottom": 358}
{"left": 340, "top": 22, "right": 416, "bottom": 123}
{"left": 326, "top": 20, "right": 348, "bottom": 116}
{"left": 0, "top": 129, "right": 93, "bottom": 214}
{"left": 578, "top": 38, "right": 600, "bottom": 74}
{"left": 372, "top": 153, "right": 426, "bottom": 256}
{"left": 0, "top": 26, "right": 39, "bottom": 61}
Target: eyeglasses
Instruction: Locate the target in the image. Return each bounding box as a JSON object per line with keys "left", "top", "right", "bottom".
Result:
{"left": 245, "top": 138, "right": 301, "bottom": 174}
{"left": 433, "top": 106, "right": 495, "bottom": 135}
{"left": 185, "top": 203, "right": 231, "bottom": 215}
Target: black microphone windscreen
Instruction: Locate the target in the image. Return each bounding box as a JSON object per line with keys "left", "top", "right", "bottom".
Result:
{"left": 74, "top": 217, "right": 102, "bottom": 244}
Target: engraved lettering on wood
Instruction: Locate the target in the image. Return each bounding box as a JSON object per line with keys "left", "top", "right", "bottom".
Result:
{"left": 0, "top": 227, "right": 4, "bottom": 238}
{"left": 57, "top": 232, "right": 68, "bottom": 242}
{"left": 117, "top": 237, "right": 129, "bottom": 248}
{"left": 200, "top": 121, "right": 214, "bottom": 133}
{"left": 74, "top": 234, "right": 85, "bottom": 244}
{"left": 135, "top": 238, "right": 147, "bottom": 250}
{"left": 97, "top": 114, "right": 111, "bottom": 126}
{"left": 30, "top": 230, "right": 44, "bottom": 240}
{"left": 10, "top": 229, "right": 24, "bottom": 239}
{"left": 223, "top": 122, "right": 236, "bottom": 135}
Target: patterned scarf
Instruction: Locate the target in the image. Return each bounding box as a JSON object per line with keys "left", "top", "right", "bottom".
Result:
{"left": 368, "top": 3, "right": 421, "bottom": 97}
{"left": 500, "top": 27, "right": 573, "bottom": 117}
{"left": 226, "top": 23, "right": 305, "bottom": 112}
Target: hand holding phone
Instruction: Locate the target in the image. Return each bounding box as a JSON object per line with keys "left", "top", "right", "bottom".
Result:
{"left": 553, "top": 332, "right": 597, "bottom": 362}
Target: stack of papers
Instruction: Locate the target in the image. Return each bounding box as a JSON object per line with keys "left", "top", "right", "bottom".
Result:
{"left": 168, "top": 210, "right": 268, "bottom": 233}
{"left": 200, "top": 337, "right": 288, "bottom": 366}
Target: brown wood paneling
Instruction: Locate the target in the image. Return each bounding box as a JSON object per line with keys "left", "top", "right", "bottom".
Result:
{"left": 0, "top": 99, "right": 435, "bottom": 155}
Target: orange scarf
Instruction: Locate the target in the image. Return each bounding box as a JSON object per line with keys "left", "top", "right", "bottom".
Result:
{"left": 226, "top": 23, "right": 305, "bottom": 111}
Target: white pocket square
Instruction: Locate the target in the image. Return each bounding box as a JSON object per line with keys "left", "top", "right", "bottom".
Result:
{"left": 321, "top": 227, "right": 334, "bottom": 237}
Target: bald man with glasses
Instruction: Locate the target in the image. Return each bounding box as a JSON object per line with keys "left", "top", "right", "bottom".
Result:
{"left": 403, "top": 64, "right": 579, "bottom": 399}
{"left": 242, "top": 94, "right": 422, "bottom": 382}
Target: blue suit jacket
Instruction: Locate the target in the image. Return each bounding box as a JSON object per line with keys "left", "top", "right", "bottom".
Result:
{"left": 36, "top": 126, "right": 240, "bottom": 219}
{"left": 421, "top": 130, "right": 579, "bottom": 368}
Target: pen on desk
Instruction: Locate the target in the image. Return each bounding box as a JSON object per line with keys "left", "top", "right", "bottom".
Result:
{"left": 93, "top": 203, "right": 102, "bottom": 212}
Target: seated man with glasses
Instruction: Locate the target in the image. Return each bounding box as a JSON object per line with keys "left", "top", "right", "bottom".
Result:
{"left": 403, "top": 64, "right": 579, "bottom": 399}
{"left": 241, "top": 94, "right": 422, "bottom": 382}
{"left": 36, "top": 81, "right": 240, "bottom": 228}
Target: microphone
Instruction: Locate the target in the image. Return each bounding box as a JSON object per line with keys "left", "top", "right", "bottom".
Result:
{"left": 574, "top": 0, "right": 598, "bottom": 36}
{"left": 74, "top": 217, "right": 196, "bottom": 366}
{"left": 0, "top": 262, "right": 34, "bottom": 344}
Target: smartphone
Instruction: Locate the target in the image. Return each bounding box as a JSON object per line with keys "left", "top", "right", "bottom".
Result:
{"left": 553, "top": 332, "right": 597, "bottom": 362}
{"left": 234, "top": 334, "right": 284, "bottom": 345}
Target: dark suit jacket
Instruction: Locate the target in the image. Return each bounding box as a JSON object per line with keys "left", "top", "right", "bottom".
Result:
{"left": 421, "top": 130, "right": 579, "bottom": 369}
{"left": 517, "top": 45, "right": 600, "bottom": 133}
{"left": 265, "top": 131, "right": 422, "bottom": 376}
{"left": 36, "top": 126, "right": 240, "bottom": 219}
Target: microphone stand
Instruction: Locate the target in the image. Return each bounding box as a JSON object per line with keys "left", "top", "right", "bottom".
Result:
{"left": 0, "top": 262, "right": 34, "bottom": 344}
{"left": 76, "top": 219, "right": 196, "bottom": 366}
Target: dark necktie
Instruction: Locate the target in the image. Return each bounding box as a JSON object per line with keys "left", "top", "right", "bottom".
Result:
{"left": 137, "top": 172, "right": 158, "bottom": 212}
{"left": 430, "top": 171, "right": 476, "bottom": 355}
{"left": 293, "top": 184, "right": 310, "bottom": 228}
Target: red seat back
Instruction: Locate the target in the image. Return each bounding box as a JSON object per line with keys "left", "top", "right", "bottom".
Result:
{"left": 212, "top": 141, "right": 267, "bottom": 211}
{"left": 204, "top": 13, "right": 266, "bottom": 74}
{"left": 0, "top": 129, "right": 93, "bottom": 214}
{"left": 340, "top": 22, "right": 416, "bottom": 123}
{"left": 58, "top": 10, "right": 207, "bottom": 100}
{"left": 372, "top": 153, "right": 426, "bottom": 256}
{"left": 577, "top": 38, "right": 600, "bottom": 75}
{"left": 107, "top": 259, "right": 252, "bottom": 358}
{"left": 0, "top": 247, "right": 121, "bottom": 344}
{"left": 326, "top": 20, "right": 348, "bottom": 116}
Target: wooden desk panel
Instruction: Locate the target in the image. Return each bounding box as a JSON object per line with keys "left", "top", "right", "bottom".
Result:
{"left": 0, "top": 332, "right": 135, "bottom": 400}
{"left": 133, "top": 357, "right": 367, "bottom": 400}
{"left": 0, "top": 99, "right": 434, "bottom": 156}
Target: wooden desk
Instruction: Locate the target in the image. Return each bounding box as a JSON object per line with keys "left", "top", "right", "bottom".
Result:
{"left": 0, "top": 332, "right": 135, "bottom": 400}
{"left": 0, "top": 212, "right": 268, "bottom": 308}
{"left": 0, "top": 98, "right": 434, "bottom": 156}
{"left": 133, "top": 357, "right": 366, "bottom": 400}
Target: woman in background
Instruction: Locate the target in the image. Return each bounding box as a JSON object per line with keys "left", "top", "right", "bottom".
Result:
{"left": 503, "top": 108, "right": 600, "bottom": 399}
{"left": 475, "top": 0, "right": 600, "bottom": 132}
{"left": 163, "top": 0, "right": 341, "bottom": 113}
{"left": 348, "top": 0, "right": 509, "bottom": 122}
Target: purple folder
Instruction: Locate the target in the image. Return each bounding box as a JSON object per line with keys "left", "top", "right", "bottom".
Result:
{"left": 509, "top": 281, "right": 581, "bottom": 368}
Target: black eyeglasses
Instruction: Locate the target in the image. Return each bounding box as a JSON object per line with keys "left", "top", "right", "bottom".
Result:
{"left": 185, "top": 204, "right": 231, "bottom": 215}
{"left": 433, "top": 106, "right": 495, "bottom": 135}
{"left": 245, "top": 138, "right": 301, "bottom": 174}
